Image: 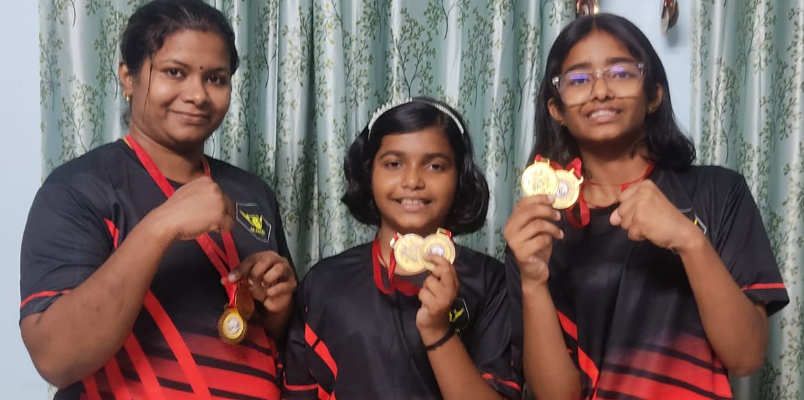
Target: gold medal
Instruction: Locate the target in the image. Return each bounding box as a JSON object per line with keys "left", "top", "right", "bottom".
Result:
{"left": 391, "top": 234, "right": 426, "bottom": 274}
{"left": 521, "top": 160, "right": 559, "bottom": 197}
{"left": 218, "top": 307, "right": 247, "bottom": 344}
{"left": 234, "top": 285, "right": 255, "bottom": 320}
{"left": 552, "top": 169, "right": 584, "bottom": 209}
{"left": 420, "top": 229, "right": 456, "bottom": 271}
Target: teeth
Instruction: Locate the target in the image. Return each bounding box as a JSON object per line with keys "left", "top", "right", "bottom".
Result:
{"left": 400, "top": 199, "right": 424, "bottom": 205}
{"left": 589, "top": 110, "right": 616, "bottom": 118}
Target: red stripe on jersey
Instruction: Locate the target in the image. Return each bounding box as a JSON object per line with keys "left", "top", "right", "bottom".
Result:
{"left": 304, "top": 324, "right": 338, "bottom": 377}
{"left": 104, "top": 357, "right": 133, "bottom": 400}
{"left": 181, "top": 331, "right": 278, "bottom": 376}
{"left": 124, "top": 334, "right": 168, "bottom": 400}
{"left": 481, "top": 373, "right": 522, "bottom": 392}
{"left": 742, "top": 282, "right": 786, "bottom": 291}
{"left": 142, "top": 292, "right": 213, "bottom": 400}
{"left": 608, "top": 349, "right": 731, "bottom": 398}
{"left": 596, "top": 370, "right": 724, "bottom": 400}
{"left": 556, "top": 312, "right": 599, "bottom": 393}
{"left": 124, "top": 381, "right": 275, "bottom": 400}
{"left": 144, "top": 357, "right": 279, "bottom": 399}
{"left": 82, "top": 375, "right": 103, "bottom": 400}
{"left": 557, "top": 311, "right": 578, "bottom": 339}
{"left": 20, "top": 290, "right": 71, "bottom": 309}
{"left": 104, "top": 218, "right": 119, "bottom": 247}
{"left": 284, "top": 381, "right": 319, "bottom": 391}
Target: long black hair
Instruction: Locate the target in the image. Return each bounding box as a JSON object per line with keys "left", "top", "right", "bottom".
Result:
{"left": 532, "top": 13, "right": 695, "bottom": 170}
{"left": 342, "top": 97, "right": 490, "bottom": 235}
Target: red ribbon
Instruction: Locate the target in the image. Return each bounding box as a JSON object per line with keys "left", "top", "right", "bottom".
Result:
{"left": 124, "top": 135, "right": 241, "bottom": 307}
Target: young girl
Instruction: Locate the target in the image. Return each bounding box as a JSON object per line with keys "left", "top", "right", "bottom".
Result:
{"left": 504, "top": 14, "right": 789, "bottom": 400}
{"left": 20, "top": 1, "right": 296, "bottom": 399}
{"left": 282, "top": 97, "right": 521, "bottom": 400}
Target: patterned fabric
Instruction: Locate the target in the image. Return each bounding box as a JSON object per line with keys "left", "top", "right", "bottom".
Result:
{"left": 38, "top": 0, "right": 575, "bottom": 275}
{"left": 691, "top": 1, "right": 804, "bottom": 398}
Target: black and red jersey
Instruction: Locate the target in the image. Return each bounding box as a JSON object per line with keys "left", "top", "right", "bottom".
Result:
{"left": 20, "top": 140, "right": 293, "bottom": 400}
{"left": 506, "top": 165, "right": 789, "bottom": 400}
{"left": 283, "top": 243, "right": 522, "bottom": 400}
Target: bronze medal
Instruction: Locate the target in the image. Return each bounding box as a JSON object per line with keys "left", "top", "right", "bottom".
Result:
{"left": 234, "top": 285, "right": 255, "bottom": 320}
{"left": 391, "top": 234, "right": 425, "bottom": 274}
{"left": 218, "top": 307, "right": 247, "bottom": 344}
{"left": 420, "top": 230, "right": 456, "bottom": 271}
{"left": 552, "top": 169, "right": 584, "bottom": 210}
{"left": 521, "top": 160, "right": 559, "bottom": 197}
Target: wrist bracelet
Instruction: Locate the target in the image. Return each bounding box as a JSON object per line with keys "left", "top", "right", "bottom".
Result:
{"left": 424, "top": 329, "right": 455, "bottom": 351}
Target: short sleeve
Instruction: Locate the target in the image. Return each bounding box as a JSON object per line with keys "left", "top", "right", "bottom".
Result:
{"left": 711, "top": 176, "right": 789, "bottom": 315}
{"left": 281, "top": 281, "right": 318, "bottom": 400}
{"left": 471, "top": 256, "right": 522, "bottom": 400}
{"left": 20, "top": 181, "right": 113, "bottom": 321}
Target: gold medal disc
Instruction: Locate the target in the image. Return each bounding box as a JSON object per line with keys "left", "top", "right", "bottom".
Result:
{"left": 218, "top": 308, "right": 247, "bottom": 344}
{"left": 419, "top": 233, "right": 456, "bottom": 271}
{"left": 521, "top": 161, "right": 559, "bottom": 197}
{"left": 392, "top": 234, "right": 425, "bottom": 274}
{"left": 552, "top": 170, "right": 583, "bottom": 210}
{"left": 234, "top": 286, "right": 255, "bottom": 320}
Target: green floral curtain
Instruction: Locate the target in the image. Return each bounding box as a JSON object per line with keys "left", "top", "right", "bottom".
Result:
{"left": 691, "top": 0, "right": 804, "bottom": 399}
{"left": 39, "top": 0, "right": 575, "bottom": 275}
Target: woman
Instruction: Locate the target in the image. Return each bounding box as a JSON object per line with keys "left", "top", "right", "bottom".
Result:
{"left": 20, "top": 1, "right": 295, "bottom": 399}
{"left": 504, "top": 13, "right": 788, "bottom": 400}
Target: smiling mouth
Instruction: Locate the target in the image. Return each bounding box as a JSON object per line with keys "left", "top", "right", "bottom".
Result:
{"left": 587, "top": 109, "right": 621, "bottom": 119}
{"left": 395, "top": 198, "right": 431, "bottom": 209}
{"left": 172, "top": 111, "right": 210, "bottom": 124}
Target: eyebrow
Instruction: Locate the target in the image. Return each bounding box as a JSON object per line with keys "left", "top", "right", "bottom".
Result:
{"left": 157, "top": 58, "right": 230, "bottom": 74}
{"left": 563, "top": 57, "right": 638, "bottom": 73}
{"left": 377, "top": 150, "right": 454, "bottom": 162}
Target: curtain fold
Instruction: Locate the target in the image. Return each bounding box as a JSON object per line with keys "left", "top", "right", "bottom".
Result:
{"left": 691, "top": 1, "right": 804, "bottom": 398}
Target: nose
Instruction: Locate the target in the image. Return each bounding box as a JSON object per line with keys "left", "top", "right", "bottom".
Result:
{"left": 401, "top": 167, "right": 424, "bottom": 189}
{"left": 182, "top": 76, "right": 209, "bottom": 105}
{"left": 589, "top": 70, "right": 612, "bottom": 101}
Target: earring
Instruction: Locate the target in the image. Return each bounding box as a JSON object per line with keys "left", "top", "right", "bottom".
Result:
{"left": 125, "top": 95, "right": 131, "bottom": 102}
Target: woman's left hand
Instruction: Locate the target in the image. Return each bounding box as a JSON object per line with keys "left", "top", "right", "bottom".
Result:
{"left": 227, "top": 251, "right": 297, "bottom": 314}
{"left": 610, "top": 180, "right": 703, "bottom": 251}
{"left": 416, "top": 253, "right": 459, "bottom": 341}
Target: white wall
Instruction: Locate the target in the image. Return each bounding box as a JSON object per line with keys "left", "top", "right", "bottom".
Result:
{"left": 0, "top": 1, "right": 48, "bottom": 399}
{"left": 600, "top": 0, "right": 692, "bottom": 132}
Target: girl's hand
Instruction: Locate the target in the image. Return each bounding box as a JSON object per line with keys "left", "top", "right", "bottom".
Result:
{"left": 416, "top": 253, "right": 459, "bottom": 342}
{"left": 227, "top": 251, "right": 297, "bottom": 314}
{"left": 610, "top": 180, "right": 704, "bottom": 252}
{"left": 503, "top": 195, "right": 564, "bottom": 286}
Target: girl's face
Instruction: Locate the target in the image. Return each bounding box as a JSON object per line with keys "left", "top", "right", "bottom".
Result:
{"left": 371, "top": 127, "right": 458, "bottom": 237}
{"left": 119, "top": 29, "right": 232, "bottom": 152}
{"left": 548, "top": 30, "right": 662, "bottom": 150}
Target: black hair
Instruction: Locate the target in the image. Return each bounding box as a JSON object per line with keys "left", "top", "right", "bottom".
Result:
{"left": 532, "top": 13, "right": 695, "bottom": 171}
{"left": 120, "top": 0, "right": 239, "bottom": 76}
{"left": 342, "top": 97, "right": 490, "bottom": 235}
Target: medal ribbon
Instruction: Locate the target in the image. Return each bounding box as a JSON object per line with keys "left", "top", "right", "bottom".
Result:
{"left": 124, "top": 135, "right": 241, "bottom": 307}
{"left": 371, "top": 234, "right": 423, "bottom": 296}
{"left": 534, "top": 154, "right": 654, "bottom": 229}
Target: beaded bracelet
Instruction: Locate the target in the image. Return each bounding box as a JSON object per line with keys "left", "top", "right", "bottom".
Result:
{"left": 424, "top": 329, "right": 455, "bottom": 351}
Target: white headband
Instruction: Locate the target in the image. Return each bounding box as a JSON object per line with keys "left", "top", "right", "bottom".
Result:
{"left": 367, "top": 97, "right": 465, "bottom": 137}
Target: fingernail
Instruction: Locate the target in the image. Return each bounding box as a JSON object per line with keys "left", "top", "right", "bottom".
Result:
{"left": 546, "top": 195, "right": 555, "bottom": 202}
{"left": 227, "top": 273, "right": 236, "bottom": 282}
{"left": 554, "top": 211, "right": 561, "bottom": 220}
{"left": 559, "top": 229, "right": 565, "bottom": 239}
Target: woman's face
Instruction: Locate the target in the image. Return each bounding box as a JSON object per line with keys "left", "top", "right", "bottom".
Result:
{"left": 548, "top": 30, "right": 662, "bottom": 151}
{"left": 120, "top": 29, "right": 232, "bottom": 153}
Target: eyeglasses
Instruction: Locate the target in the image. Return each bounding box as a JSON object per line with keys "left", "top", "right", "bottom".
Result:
{"left": 552, "top": 62, "right": 645, "bottom": 106}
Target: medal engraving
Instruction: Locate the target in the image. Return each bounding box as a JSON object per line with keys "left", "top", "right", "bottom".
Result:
{"left": 521, "top": 160, "right": 559, "bottom": 197}
{"left": 218, "top": 308, "right": 247, "bottom": 344}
